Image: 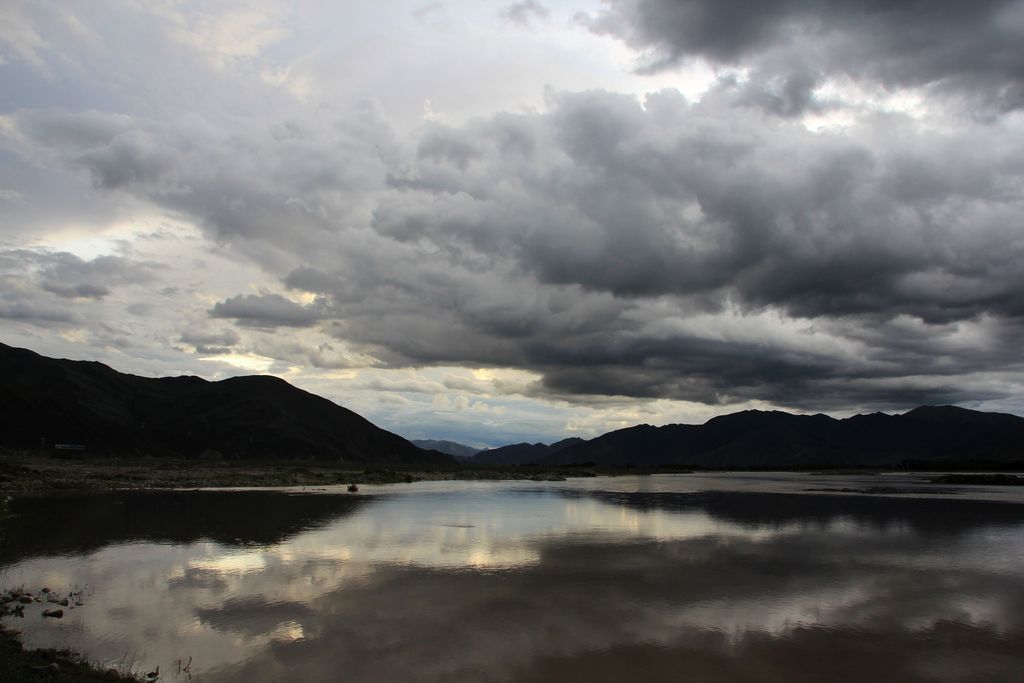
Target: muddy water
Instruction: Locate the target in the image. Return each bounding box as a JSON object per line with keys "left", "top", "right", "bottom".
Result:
{"left": 3, "top": 473, "right": 1024, "bottom": 682}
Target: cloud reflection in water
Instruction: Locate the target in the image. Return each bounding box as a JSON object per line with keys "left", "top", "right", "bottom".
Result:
{"left": 2, "top": 479, "right": 1024, "bottom": 682}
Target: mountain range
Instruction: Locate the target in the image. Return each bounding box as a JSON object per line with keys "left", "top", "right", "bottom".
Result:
{"left": 411, "top": 439, "right": 481, "bottom": 459}
{"left": 472, "top": 438, "right": 585, "bottom": 466}
{"left": 545, "top": 407, "right": 1024, "bottom": 468}
{"left": 3, "top": 342, "right": 1023, "bottom": 468}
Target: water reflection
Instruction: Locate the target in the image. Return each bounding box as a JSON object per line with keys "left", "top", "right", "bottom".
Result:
{"left": 1, "top": 490, "right": 367, "bottom": 562}
{"left": 3, "top": 476, "right": 1024, "bottom": 682}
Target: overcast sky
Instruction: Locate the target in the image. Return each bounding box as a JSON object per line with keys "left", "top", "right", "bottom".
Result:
{"left": 2, "top": 0, "right": 1023, "bottom": 447}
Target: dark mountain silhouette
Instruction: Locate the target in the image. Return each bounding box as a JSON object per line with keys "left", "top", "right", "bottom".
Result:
{"left": 0, "top": 342, "right": 451, "bottom": 464}
{"left": 411, "top": 439, "right": 481, "bottom": 459}
{"left": 5, "top": 343, "right": 1021, "bottom": 469}
{"left": 546, "top": 407, "right": 1024, "bottom": 467}
{"left": 473, "top": 437, "right": 585, "bottom": 465}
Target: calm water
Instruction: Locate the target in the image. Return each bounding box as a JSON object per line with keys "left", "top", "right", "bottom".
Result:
{"left": 3, "top": 473, "right": 1024, "bottom": 682}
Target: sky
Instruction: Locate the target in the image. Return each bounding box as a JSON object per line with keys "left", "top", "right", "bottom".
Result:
{"left": 2, "top": 0, "right": 1023, "bottom": 448}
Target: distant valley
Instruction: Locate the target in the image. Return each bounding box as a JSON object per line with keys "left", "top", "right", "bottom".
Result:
{"left": 472, "top": 438, "right": 585, "bottom": 466}
{"left": 411, "top": 440, "right": 481, "bottom": 459}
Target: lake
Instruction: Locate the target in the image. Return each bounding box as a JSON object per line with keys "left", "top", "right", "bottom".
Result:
{"left": 3, "top": 473, "right": 1024, "bottom": 682}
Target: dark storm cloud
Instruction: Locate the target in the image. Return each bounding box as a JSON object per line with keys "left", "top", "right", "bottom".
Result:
{"left": 0, "top": 249, "right": 159, "bottom": 330}
{"left": 328, "top": 91, "right": 1024, "bottom": 405}
{"left": 502, "top": 1, "right": 549, "bottom": 26}
{"left": 209, "top": 293, "right": 325, "bottom": 329}
{"left": 42, "top": 282, "right": 110, "bottom": 299}
{"left": 583, "top": 0, "right": 1024, "bottom": 114}
{"left": 74, "top": 130, "right": 179, "bottom": 191}
{"left": 17, "top": 110, "right": 134, "bottom": 150}
{"left": 0, "top": 292, "right": 78, "bottom": 324}
{"left": 9, "top": 85, "right": 1024, "bottom": 408}
{"left": 180, "top": 329, "right": 240, "bottom": 347}
{"left": 9, "top": 111, "right": 178, "bottom": 191}
{"left": 725, "top": 67, "right": 828, "bottom": 118}
{"left": 180, "top": 328, "right": 240, "bottom": 355}
{"left": 38, "top": 253, "right": 157, "bottom": 298}
{"left": 412, "top": 2, "right": 444, "bottom": 23}
{"left": 369, "top": 89, "right": 1024, "bottom": 321}
{"left": 9, "top": 106, "right": 393, "bottom": 250}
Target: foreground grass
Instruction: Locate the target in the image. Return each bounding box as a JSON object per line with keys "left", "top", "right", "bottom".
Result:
{"left": 0, "top": 628, "right": 137, "bottom": 682}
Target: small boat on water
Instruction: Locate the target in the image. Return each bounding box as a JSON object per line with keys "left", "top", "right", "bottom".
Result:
{"left": 347, "top": 483, "right": 359, "bottom": 492}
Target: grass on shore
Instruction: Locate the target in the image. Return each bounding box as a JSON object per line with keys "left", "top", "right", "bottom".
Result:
{"left": 5, "top": 449, "right": 1024, "bottom": 495}
{"left": 0, "top": 627, "right": 138, "bottom": 682}
{"left": 0, "top": 450, "right": 614, "bottom": 493}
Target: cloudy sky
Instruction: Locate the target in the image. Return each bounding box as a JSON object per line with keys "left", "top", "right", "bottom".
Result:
{"left": 2, "top": 0, "right": 1023, "bottom": 447}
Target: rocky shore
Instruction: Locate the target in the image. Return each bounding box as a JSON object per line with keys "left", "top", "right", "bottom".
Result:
{"left": 1, "top": 586, "right": 98, "bottom": 679}
{"left": 1, "top": 607, "right": 137, "bottom": 682}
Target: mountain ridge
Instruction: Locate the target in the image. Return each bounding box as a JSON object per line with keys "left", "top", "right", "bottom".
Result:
{"left": 473, "top": 437, "right": 585, "bottom": 466}
{"left": 0, "top": 342, "right": 450, "bottom": 465}
{"left": 411, "top": 439, "right": 481, "bottom": 458}
{"left": 546, "top": 407, "right": 1024, "bottom": 467}
{"left": 4, "top": 342, "right": 1022, "bottom": 469}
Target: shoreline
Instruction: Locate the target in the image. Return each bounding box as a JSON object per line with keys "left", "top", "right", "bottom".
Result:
{"left": 0, "top": 451, "right": 605, "bottom": 494}
{"left": 4, "top": 452, "right": 1022, "bottom": 496}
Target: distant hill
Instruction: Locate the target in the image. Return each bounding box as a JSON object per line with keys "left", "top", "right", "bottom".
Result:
{"left": 546, "top": 407, "right": 1024, "bottom": 468}
{"left": 473, "top": 437, "right": 585, "bottom": 466}
{"left": 411, "top": 439, "right": 481, "bottom": 459}
{"left": 0, "top": 342, "right": 451, "bottom": 465}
